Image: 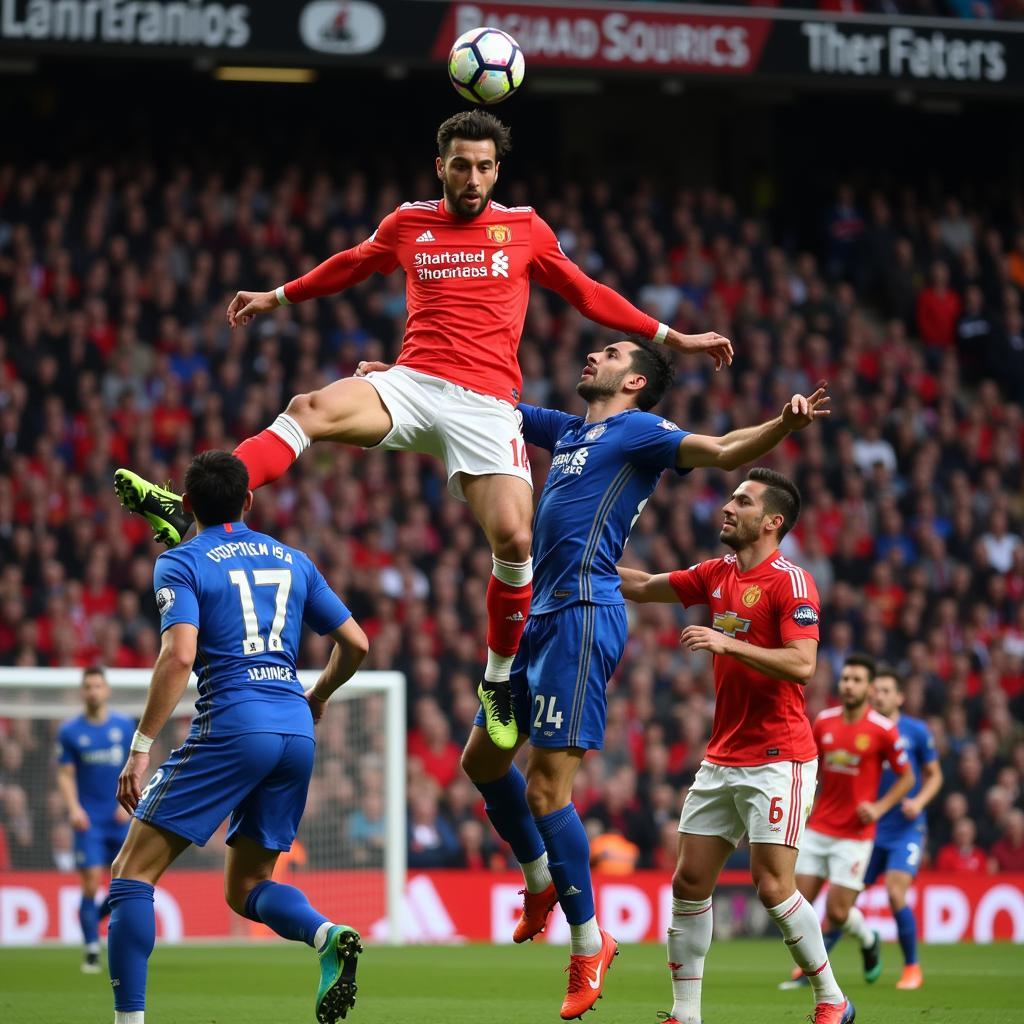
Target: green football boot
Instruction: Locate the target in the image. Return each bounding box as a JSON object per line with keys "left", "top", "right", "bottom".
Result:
{"left": 114, "top": 469, "right": 192, "bottom": 547}
{"left": 316, "top": 925, "right": 362, "bottom": 1023}
{"left": 477, "top": 678, "right": 519, "bottom": 750}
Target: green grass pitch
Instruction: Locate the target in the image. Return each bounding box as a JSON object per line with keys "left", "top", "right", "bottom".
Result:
{"left": 1, "top": 939, "right": 1019, "bottom": 1023}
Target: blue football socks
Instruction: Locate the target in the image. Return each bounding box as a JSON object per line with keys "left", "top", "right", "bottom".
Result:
{"left": 80, "top": 893, "right": 100, "bottom": 946}
{"left": 243, "top": 880, "right": 329, "bottom": 947}
{"left": 895, "top": 905, "right": 918, "bottom": 965}
{"left": 476, "top": 766, "right": 546, "bottom": 865}
{"left": 107, "top": 879, "right": 155, "bottom": 1013}
{"left": 534, "top": 803, "right": 595, "bottom": 926}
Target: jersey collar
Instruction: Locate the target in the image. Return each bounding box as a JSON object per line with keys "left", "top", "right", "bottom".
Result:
{"left": 209, "top": 521, "right": 249, "bottom": 536}
{"left": 732, "top": 548, "right": 782, "bottom": 577}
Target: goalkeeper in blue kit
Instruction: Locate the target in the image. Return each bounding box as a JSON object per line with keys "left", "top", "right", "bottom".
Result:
{"left": 108, "top": 450, "right": 369, "bottom": 1024}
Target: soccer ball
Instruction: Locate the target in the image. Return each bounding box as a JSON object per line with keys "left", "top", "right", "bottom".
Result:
{"left": 447, "top": 27, "right": 525, "bottom": 106}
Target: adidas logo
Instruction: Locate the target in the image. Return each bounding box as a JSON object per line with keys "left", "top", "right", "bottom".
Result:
{"left": 712, "top": 586, "right": 722, "bottom": 599}
{"left": 505, "top": 611, "right": 525, "bottom": 622}
{"left": 416, "top": 230, "right": 436, "bottom": 243}
{"left": 562, "top": 885, "right": 582, "bottom": 897}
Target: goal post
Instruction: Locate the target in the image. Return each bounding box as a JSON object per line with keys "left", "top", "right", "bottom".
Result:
{"left": 0, "top": 667, "right": 406, "bottom": 946}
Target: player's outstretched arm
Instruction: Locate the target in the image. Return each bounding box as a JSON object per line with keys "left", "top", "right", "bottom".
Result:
{"left": 617, "top": 566, "right": 679, "bottom": 603}
{"left": 305, "top": 618, "right": 370, "bottom": 722}
{"left": 675, "top": 384, "right": 831, "bottom": 470}
{"left": 681, "top": 630, "right": 818, "bottom": 684}
{"left": 117, "top": 623, "right": 197, "bottom": 813}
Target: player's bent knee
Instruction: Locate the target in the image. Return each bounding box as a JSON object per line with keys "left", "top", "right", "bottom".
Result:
{"left": 755, "top": 876, "right": 791, "bottom": 908}
{"left": 490, "top": 527, "right": 533, "bottom": 563}
{"left": 284, "top": 391, "right": 316, "bottom": 428}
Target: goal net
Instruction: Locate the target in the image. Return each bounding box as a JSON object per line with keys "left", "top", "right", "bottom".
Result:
{"left": 0, "top": 667, "right": 406, "bottom": 946}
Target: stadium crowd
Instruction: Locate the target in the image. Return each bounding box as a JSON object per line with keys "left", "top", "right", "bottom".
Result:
{"left": 0, "top": 155, "right": 1022, "bottom": 878}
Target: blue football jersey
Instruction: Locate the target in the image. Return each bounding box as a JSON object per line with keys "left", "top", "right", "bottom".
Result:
{"left": 875, "top": 713, "right": 937, "bottom": 842}
{"left": 521, "top": 404, "right": 689, "bottom": 613}
{"left": 153, "top": 522, "right": 351, "bottom": 741}
{"left": 57, "top": 712, "right": 136, "bottom": 818}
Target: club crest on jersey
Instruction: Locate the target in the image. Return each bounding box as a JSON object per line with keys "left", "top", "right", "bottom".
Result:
{"left": 792, "top": 605, "right": 818, "bottom": 626}
{"left": 855, "top": 733, "right": 872, "bottom": 752}
{"left": 155, "top": 587, "right": 175, "bottom": 615}
{"left": 712, "top": 610, "right": 751, "bottom": 638}
{"left": 742, "top": 585, "right": 762, "bottom": 608}
{"left": 658, "top": 419, "right": 680, "bottom": 431}
{"left": 486, "top": 224, "right": 512, "bottom": 243}
{"left": 585, "top": 424, "right": 607, "bottom": 441}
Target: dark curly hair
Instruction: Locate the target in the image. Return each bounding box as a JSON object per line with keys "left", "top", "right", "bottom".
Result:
{"left": 437, "top": 110, "right": 512, "bottom": 159}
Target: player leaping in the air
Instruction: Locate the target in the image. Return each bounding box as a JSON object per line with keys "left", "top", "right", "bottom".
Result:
{"left": 113, "top": 109, "right": 731, "bottom": 753}
{"left": 413, "top": 339, "right": 826, "bottom": 1020}
{"left": 778, "top": 654, "right": 914, "bottom": 994}
{"left": 619, "top": 469, "right": 856, "bottom": 1024}
{"left": 108, "top": 451, "right": 369, "bottom": 1024}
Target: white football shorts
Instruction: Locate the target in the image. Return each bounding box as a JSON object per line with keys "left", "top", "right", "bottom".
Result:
{"left": 679, "top": 758, "right": 818, "bottom": 848}
{"left": 364, "top": 366, "right": 533, "bottom": 501}
{"left": 796, "top": 827, "right": 874, "bottom": 892}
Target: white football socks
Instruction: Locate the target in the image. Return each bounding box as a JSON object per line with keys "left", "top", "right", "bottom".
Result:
{"left": 767, "top": 892, "right": 844, "bottom": 1005}
{"left": 667, "top": 896, "right": 713, "bottom": 1024}
{"left": 521, "top": 852, "right": 553, "bottom": 894}
{"left": 569, "top": 916, "right": 602, "bottom": 957}
{"left": 841, "top": 906, "right": 875, "bottom": 949}
{"left": 314, "top": 921, "right": 335, "bottom": 953}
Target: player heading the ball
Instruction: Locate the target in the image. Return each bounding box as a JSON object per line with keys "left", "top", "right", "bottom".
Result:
{"left": 115, "top": 108, "right": 732, "bottom": 754}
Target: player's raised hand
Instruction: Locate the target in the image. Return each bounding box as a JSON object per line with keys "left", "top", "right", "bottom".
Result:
{"left": 117, "top": 751, "right": 150, "bottom": 814}
{"left": 227, "top": 289, "right": 279, "bottom": 328}
{"left": 781, "top": 381, "right": 831, "bottom": 431}
{"left": 355, "top": 360, "right": 391, "bottom": 378}
{"left": 679, "top": 624, "right": 733, "bottom": 656}
{"left": 665, "top": 329, "right": 734, "bottom": 371}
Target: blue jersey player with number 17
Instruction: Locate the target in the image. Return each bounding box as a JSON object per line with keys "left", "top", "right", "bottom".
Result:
{"left": 452, "top": 338, "right": 830, "bottom": 1020}
{"left": 106, "top": 451, "right": 370, "bottom": 1024}
{"left": 865, "top": 667, "right": 943, "bottom": 991}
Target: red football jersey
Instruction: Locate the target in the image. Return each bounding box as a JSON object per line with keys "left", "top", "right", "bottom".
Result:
{"left": 807, "top": 706, "right": 911, "bottom": 841}
{"left": 283, "top": 199, "right": 659, "bottom": 403}
{"left": 668, "top": 552, "right": 820, "bottom": 768}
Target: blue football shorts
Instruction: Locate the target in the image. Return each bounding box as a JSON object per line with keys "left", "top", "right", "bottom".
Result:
{"left": 74, "top": 818, "right": 129, "bottom": 869}
{"left": 475, "top": 603, "right": 628, "bottom": 750}
{"left": 863, "top": 826, "right": 927, "bottom": 885}
{"left": 135, "top": 731, "right": 315, "bottom": 852}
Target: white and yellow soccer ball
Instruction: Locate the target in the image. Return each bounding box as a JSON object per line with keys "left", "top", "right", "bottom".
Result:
{"left": 447, "top": 26, "right": 525, "bottom": 106}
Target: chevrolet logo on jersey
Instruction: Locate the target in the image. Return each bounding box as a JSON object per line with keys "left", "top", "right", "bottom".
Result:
{"left": 486, "top": 224, "right": 512, "bottom": 243}
{"left": 712, "top": 611, "right": 751, "bottom": 638}
{"left": 826, "top": 748, "right": 861, "bottom": 768}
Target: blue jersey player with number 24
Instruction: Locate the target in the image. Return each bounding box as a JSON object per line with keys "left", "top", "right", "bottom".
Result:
{"left": 441, "top": 338, "right": 830, "bottom": 1020}
{"left": 107, "top": 450, "right": 369, "bottom": 1024}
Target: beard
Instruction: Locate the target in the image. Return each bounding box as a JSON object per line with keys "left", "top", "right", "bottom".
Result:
{"left": 442, "top": 177, "right": 494, "bottom": 219}
{"left": 577, "top": 369, "right": 627, "bottom": 403}
{"left": 720, "top": 521, "right": 757, "bottom": 549}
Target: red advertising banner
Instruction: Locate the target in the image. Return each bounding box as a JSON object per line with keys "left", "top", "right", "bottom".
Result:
{"left": 431, "top": 3, "right": 774, "bottom": 75}
{"left": 3, "top": 870, "right": 1023, "bottom": 945}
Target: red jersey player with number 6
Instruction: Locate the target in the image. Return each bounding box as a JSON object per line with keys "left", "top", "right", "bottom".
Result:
{"left": 619, "top": 467, "right": 854, "bottom": 1024}
{"left": 114, "top": 109, "right": 732, "bottom": 752}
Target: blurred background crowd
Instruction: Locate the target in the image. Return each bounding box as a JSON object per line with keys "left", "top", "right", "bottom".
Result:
{"left": 0, "top": 146, "right": 1022, "bottom": 878}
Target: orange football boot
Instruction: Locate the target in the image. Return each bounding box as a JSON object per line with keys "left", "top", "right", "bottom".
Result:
{"left": 560, "top": 929, "right": 619, "bottom": 1020}
{"left": 513, "top": 884, "right": 559, "bottom": 943}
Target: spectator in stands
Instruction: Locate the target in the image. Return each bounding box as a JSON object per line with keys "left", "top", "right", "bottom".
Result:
{"left": 988, "top": 809, "right": 1024, "bottom": 872}
{"left": 935, "top": 818, "right": 988, "bottom": 873}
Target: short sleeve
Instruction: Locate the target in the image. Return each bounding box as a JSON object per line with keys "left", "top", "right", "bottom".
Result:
{"left": 776, "top": 564, "right": 822, "bottom": 644}
{"left": 518, "top": 404, "right": 579, "bottom": 452}
{"left": 303, "top": 561, "right": 352, "bottom": 636}
{"left": 153, "top": 553, "right": 200, "bottom": 633}
{"left": 885, "top": 727, "right": 912, "bottom": 774}
{"left": 56, "top": 724, "right": 76, "bottom": 765}
{"left": 621, "top": 413, "right": 690, "bottom": 474}
{"left": 668, "top": 562, "right": 710, "bottom": 607}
